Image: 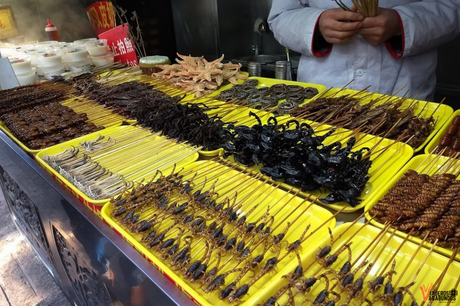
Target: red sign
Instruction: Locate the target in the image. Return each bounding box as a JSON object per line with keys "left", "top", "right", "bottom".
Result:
{"left": 99, "top": 24, "right": 138, "bottom": 67}
{"left": 86, "top": 1, "right": 115, "bottom": 36}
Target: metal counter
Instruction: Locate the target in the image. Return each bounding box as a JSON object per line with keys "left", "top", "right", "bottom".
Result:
{"left": 0, "top": 129, "right": 195, "bottom": 306}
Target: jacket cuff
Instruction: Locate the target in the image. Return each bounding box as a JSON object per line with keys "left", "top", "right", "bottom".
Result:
{"left": 312, "top": 13, "right": 332, "bottom": 57}
{"left": 385, "top": 9, "right": 404, "bottom": 59}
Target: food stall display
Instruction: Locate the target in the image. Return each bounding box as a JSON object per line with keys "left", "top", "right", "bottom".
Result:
{"left": 0, "top": 55, "right": 458, "bottom": 306}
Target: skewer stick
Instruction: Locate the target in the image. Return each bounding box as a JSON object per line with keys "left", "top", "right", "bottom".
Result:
{"left": 423, "top": 248, "right": 459, "bottom": 306}
{"left": 375, "top": 228, "right": 415, "bottom": 275}
{"left": 393, "top": 231, "right": 432, "bottom": 288}
{"left": 445, "top": 271, "right": 460, "bottom": 306}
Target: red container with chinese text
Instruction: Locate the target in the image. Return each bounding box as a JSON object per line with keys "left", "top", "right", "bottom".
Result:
{"left": 99, "top": 24, "right": 138, "bottom": 66}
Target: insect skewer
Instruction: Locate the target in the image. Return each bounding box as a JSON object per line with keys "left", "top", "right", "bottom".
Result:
{"left": 358, "top": 228, "right": 413, "bottom": 303}
{"left": 201, "top": 186, "right": 303, "bottom": 271}
{"left": 135, "top": 177, "right": 280, "bottom": 260}
{"left": 141, "top": 170, "right": 309, "bottom": 270}
{"left": 172, "top": 195, "right": 317, "bottom": 293}
{"left": 217, "top": 194, "right": 319, "bottom": 270}
{"left": 298, "top": 211, "right": 371, "bottom": 276}
{"left": 272, "top": 221, "right": 391, "bottom": 305}
{"left": 392, "top": 231, "right": 433, "bottom": 289}
{"left": 214, "top": 196, "right": 322, "bottom": 294}
{"left": 373, "top": 228, "right": 415, "bottom": 276}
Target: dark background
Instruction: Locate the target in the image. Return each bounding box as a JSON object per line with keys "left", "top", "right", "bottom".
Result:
{"left": 1, "top": 0, "right": 459, "bottom": 108}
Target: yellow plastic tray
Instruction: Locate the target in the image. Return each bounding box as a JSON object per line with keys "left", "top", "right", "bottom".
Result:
{"left": 316, "top": 88, "right": 453, "bottom": 153}
{"left": 36, "top": 125, "right": 199, "bottom": 215}
{"left": 365, "top": 154, "right": 460, "bottom": 261}
{"left": 252, "top": 223, "right": 460, "bottom": 306}
{"left": 425, "top": 109, "right": 460, "bottom": 154}
{"left": 101, "top": 160, "right": 336, "bottom": 306}
{"left": 223, "top": 126, "right": 414, "bottom": 213}
{"left": 207, "top": 77, "right": 327, "bottom": 108}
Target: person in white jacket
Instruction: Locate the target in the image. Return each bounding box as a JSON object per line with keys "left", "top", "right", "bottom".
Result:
{"left": 268, "top": 0, "right": 460, "bottom": 100}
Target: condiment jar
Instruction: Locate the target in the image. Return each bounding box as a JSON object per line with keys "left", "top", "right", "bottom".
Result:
{"left": 139, "top": 56, "right": 171, "bottom": 75}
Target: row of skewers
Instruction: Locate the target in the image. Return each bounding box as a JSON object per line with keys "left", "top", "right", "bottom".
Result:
{"left": 105, "top": 160, "right": 460, "bottom": 306}
{"left": 260, "top": 221, "right": 459, "bottom": 306}
{"left": 67, "top": 77, "right": 230, "bottom": 150}
{"left": 0, "top": 82, "right": 70, "bottom": 115}
{"left": 221, "top": 114, "right": 373, "bottom": 207}
{"left": 108, "top": 160, "right": 335, "bottom": 305}
{"left": 215, "top": 79, "right": 319, "bottom": 112}
{"left": 369, "top": 155, "right": 460, "bottom": 249}
{"left": 433, "top": 115, "right": 460, "bottom": 157}
{"left": 172, "top": 74, "right": 439, "bottom": 151}
{"left": 288, "top": 91, "right": 437, "bottom": 149}
{"left": 0, "top": 72, "right": 412, "bottom": 210}
{"left": 1, "top": 102, "right": 103, "bottom": 149}
{"left": 41, "top": 126, "right": 199, "bottom": 200}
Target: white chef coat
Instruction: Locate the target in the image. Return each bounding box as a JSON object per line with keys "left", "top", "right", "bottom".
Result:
{"left": 268, "top": 0, "right": 460, "bottom": 100}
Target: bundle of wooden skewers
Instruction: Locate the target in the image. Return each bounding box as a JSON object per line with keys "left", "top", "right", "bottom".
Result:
{"left": 335, "top": 0, "right": 379, "bottom": 17}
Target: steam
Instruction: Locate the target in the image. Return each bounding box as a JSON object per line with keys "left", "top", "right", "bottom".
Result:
{"left": 2, "top": 0, "right": 96, "bottom": 43}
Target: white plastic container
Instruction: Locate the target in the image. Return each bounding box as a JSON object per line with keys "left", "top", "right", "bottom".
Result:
{"left": 24, "top": 49, "right": 40, "bottom": 66}
{"left": 86, "top": 39, "right": 108, "bottom": 56}
{"left": 10, "top": 58, "right": 32, "bottom": 74}
{"left": 38, "top": 52, "right": 62, "bottom": 68}
{"left": 90, "top": 52, "right": 115, "bottom": 67}
{"left": 16, "top": 71, "right": 36, "bottom": 85}
{"left": 65, "top": 48, "right": 88, "bottom": 62}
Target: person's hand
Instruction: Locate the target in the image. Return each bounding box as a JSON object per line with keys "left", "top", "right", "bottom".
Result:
{"left": 318, "top": 8, "right": 364, "bottom": 45}
{"left": 359, "top": 8, "right": 402, "bottom": 46}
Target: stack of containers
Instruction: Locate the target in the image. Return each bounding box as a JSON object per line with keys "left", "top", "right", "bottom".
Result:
{"left": 85, "top": 39, "right": 115, "bottom": 67}
{"left": 9, "top": 53, "right": 36, "bottom": 85}
{"left": 37, "top": 48, "right": 65, "bottom": 80}
{"left": 63, "top": 44, "right": 91, "bottom": 72}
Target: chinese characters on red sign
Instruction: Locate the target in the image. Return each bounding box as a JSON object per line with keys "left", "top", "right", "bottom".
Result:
{"left": 86, "top": 1, "right": 115, "bottom": 36}
{"left": 99, "top": 24, "right": 138, "bottom": 67}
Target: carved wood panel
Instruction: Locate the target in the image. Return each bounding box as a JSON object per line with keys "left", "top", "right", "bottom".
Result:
{"left": 53, "top": 226, "right": 113, "bottom": 306}
{"left": 0, "top": 166, "right": 54, "bottom": 264}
